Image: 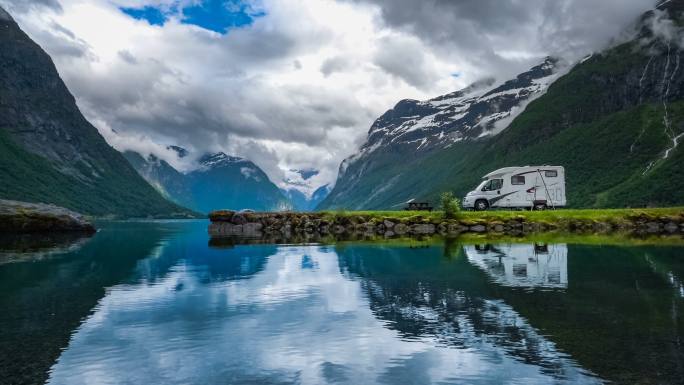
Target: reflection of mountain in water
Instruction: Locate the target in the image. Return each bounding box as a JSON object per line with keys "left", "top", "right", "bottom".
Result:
{"left": 338, "top": 242, "right": 684, "bottom": 384}
{"left": 337, "top": 244, "right": 597, "bottom": 383}
{"left": 464, "top": 243, "right": 568, "bottom": 290}
{"left": 488, "top": 244, "right": 684, "bottom": 385}
{"left": 47, "top": 242, "right": 601, "bottom": 385}
{"left": 7, "top": 229, "right": 683, "bottom": 385}
{"left": 0, "top": 222, "right": 176, "bottom": 385}
{"left": 137, "top": 232, "right": 273, "bottom": 285}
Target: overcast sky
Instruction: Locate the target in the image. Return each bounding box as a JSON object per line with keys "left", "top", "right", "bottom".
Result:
{"left": 1, "top": 0, "right": 654, "bottom": 195}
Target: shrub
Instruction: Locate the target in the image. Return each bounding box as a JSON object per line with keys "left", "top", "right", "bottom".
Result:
{"left": 440, "top": 192, "right": 461, "bottom": 219}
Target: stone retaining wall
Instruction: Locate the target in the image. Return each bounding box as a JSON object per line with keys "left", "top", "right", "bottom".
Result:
{"left": 208, "top": 210, "right": 684, "bottom": 238}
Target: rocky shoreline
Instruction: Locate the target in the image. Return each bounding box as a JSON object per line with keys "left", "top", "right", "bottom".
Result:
{"left": 208, "top": 210, "right": 684, "bottom": 238}
{"left": 0, "top": 199, "right": 96, "bottom": 233}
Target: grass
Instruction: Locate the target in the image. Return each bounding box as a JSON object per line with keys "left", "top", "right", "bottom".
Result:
{"left": 322, "top": 207, "right": 684, "bottom": 223}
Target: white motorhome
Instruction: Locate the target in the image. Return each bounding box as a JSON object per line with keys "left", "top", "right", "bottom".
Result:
{"left": 462, "top": 166, "right": 566, "bottom": 211}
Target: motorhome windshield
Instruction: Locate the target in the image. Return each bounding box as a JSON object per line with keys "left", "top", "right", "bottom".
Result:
{"left": 475, "top": 180, "right": 488, "bottom": 191}
{"left": 481, "top": 179, "right": 503, "bottom": 191}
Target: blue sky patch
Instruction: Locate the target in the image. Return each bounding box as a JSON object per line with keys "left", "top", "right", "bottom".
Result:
{"left": 121, "top": 6, "right": 167, "bottom": 26}
{"left": 120, "top": 0, "right": 265, "bottom": 33}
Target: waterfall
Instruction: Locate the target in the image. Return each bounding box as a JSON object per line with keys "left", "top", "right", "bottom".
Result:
{"left": 631, "top": 55, "right": 656, "bottom": 153}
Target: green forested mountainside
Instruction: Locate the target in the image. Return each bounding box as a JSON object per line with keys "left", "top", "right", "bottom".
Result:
{"left": 0, "top": 8, "right": 194, "bottom": 218}
{"left": 0, "top": 124, "right": 194, "bottom": 218}
{"left": 319, "top": 5, "right": 684, "bottom": 210}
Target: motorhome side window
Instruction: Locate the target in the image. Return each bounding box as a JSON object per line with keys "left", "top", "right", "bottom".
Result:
{"left": 545, "top": 170, "right": 558, "bottom": 177}
{"left": 511, "top": 175, "right": 525, "bottom": 185}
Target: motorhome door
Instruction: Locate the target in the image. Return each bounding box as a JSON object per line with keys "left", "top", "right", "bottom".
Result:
{"left": 481, "top": 178, "right": 504, "bottom": 207}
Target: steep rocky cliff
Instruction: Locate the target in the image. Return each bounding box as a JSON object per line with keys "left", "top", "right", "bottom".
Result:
{"left": 0, "top": 7, "right": 194, "bottom": 217}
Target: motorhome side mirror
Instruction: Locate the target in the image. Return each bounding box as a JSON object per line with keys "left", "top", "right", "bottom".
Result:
{"left": 497, "top": 190, "right": 500, "bottom": 194}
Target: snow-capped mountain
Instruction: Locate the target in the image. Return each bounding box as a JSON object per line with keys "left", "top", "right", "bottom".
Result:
{"left": 358, "top": 57, "right": 561, "bottom": 156}
{"left": 321, "top": 58, "right": 564, "bottom": 210}
{"left": 198, "top": 152, "right": 247, "bottom": 170}
{"left": 278, "top": 167, "right": 330, "bottom": 210}
{"left": 320, "top": 1, "right": 684, "bottom": 210}
{"left": 125, "top": 151, "right": 290, "bottom": 213}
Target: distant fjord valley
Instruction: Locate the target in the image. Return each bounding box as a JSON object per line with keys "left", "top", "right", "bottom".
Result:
{"left": 1, "top": 1, "right": 684, "bottom": 219}
{"left": 123, "top": 149, "right": 330, "bottom": 214}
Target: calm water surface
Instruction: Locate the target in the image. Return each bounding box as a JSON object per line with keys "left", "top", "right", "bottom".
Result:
{"left": 1, "top": 221, "right": 683, "bottom": 385}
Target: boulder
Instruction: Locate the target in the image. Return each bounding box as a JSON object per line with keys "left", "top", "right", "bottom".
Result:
{"left": 0, "top": 199, "right": 96, "bottom": 233}
{"left": 447, "top": 223, "right": 467, "bottom": 234}
{"left": 394, "top": 223, "right": 409, "bottom": 235}
{"left": 208, "top": 210, "right": 235, "bottom": 222}
{"left": 231, "top": 213, "right": 248, "bottom": 225}
{"left": 410, "top": 224, "right": 436, "bottom": 234}
{"left": 664, "top": 222, "right": 679, "bottom": 233}
{"left": 646, "top": 222, "right": 661, "bottom": 233}
{"left": 243, "top": 222, "right": 263, "bottom": 235}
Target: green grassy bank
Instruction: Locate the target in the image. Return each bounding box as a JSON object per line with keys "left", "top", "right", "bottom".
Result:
{"left": 323, "top": 207, "right": 684, "bottom": 225}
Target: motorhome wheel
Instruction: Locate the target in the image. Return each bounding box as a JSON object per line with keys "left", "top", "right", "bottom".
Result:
{"left": 475, "top": 199, "right": 489, "bottom": 211}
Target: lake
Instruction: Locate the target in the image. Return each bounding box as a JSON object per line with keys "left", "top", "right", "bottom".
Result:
{"left": 1, "top": 220, "right": 683, "bottom": 385}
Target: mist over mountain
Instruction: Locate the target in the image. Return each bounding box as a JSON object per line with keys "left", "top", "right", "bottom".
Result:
{"left": 281, "top": 184, "right": 331, "bottom": 212}
{"left": 320, "top": 0, "right": 684, "bottom": 210}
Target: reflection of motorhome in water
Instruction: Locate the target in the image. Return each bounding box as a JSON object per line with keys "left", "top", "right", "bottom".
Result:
{"left": 462, "top": 166, "right": 567, "bottom": 211}
{"left": 464, "top": 243, "right": 568, "bottom": 290}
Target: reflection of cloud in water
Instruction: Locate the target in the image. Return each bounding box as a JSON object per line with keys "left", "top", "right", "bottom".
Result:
{"left": 47, "top": 245, "right": 597, "bottom": 385}
{"left": 464, "top": 243, "right": 568, "bottom": 290}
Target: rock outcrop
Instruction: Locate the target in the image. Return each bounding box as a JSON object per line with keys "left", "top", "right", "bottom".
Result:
{"left": 0, "top": 199, "right": 96, "bottom": 233}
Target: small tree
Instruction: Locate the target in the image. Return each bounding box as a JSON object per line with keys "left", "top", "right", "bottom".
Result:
{"left": 440, "top": 191, "right": 461, "bottom": 219}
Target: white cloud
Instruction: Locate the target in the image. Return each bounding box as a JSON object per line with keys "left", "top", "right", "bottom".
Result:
{"left": 0, "top": 0, "right": 655, "bottom": 193}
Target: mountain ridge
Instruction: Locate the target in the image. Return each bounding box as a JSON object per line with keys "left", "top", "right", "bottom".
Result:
{"left": 320, "top": 2, "right": 684, "bottom": 210}
{"left": 0, "top": 7, "right": 195, "bottom": 218}
{"left": 124, "top": 150, "right": 292, "bottom": 213}
{"left": 320, "top": 57, "right": 565, "bottom": 210}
